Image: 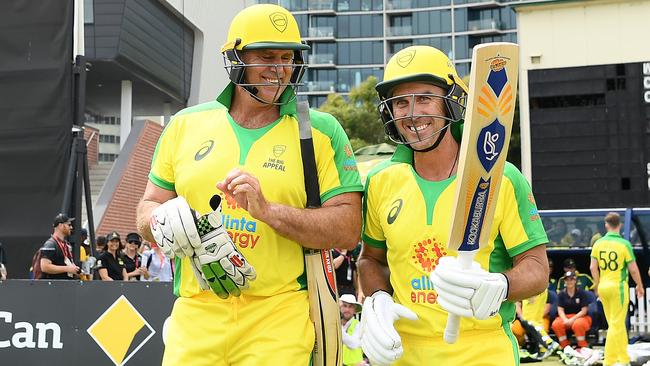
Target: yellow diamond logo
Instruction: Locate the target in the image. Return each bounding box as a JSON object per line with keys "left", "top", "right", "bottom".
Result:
{"left": 87, "top": 295, "right": 155, "bottom": 366}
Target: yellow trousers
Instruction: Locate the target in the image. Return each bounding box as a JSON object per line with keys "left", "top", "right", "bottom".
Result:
{"left": 397, "top": 327, "right": 518, "bottom": 366}
{"left": 162, "top": 290, "right": 314, "bottom": 366}
{"left": 600, "top": 281, "right": 630, "bottom": 366}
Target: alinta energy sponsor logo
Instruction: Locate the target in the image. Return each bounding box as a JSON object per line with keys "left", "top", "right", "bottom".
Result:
{"left": 409, "top": 236, "right": 447, "bottom": 304}
{"left": 221, "top": 194, "right": 261, "bottom": 249}
{"left": 87, "top": 295, "right": 155, "bottom": 366}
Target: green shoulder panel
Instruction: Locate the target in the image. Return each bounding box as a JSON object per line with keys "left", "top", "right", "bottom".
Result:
{"left": 174, "top": 100, "right": 226, "bottom": 117}
{"left": 502, "top": 162, "right": 549, "bottom": 256}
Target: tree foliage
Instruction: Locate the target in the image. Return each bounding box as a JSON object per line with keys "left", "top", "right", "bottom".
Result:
{"left": 318, "top": 76, "right": 387, "bottom": 151}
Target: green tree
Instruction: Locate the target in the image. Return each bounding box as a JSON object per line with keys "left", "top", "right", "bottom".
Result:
{"left": 318, "top": 76, "right": 386, "bottom": 151}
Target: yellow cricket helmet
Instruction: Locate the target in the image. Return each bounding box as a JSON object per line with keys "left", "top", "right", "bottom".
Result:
{"left": 221, "top": 4, "right": 310, "bottom": 53}
{"left": 376, "top": 46, "right": 468, "bottom": 146}
{"left": 221, "top": 4, "right": 310, "bottom": 105}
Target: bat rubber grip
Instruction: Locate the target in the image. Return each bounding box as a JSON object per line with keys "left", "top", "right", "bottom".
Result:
{"left": 444, "top": 314, "right": 460, "bottom": 343}
{"left": 443, "top": 252, "right": 475, "bottom": 344}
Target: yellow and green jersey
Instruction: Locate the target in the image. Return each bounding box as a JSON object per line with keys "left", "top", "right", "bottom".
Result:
{"left": 362, "top": 145, "right": 548, "bottom": 338}
{"left": 522, "top": 289, "right": 548, "bottom": 326}
{"left": 150, "top": 84, "right": 363, "bottom": 298}
{"left": 590, "top": 232, "right": 635, "bottom": 285}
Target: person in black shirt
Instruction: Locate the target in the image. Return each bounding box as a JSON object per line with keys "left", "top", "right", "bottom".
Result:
{"left": 40, "top": 213, "right": 80, "bottom": 280}
{"left": 123, "top": 232, "right": 148, "bottom": 281}
{"left": 97, "top": 231, "right": 127, "bottom": 281}
{"left": 333, "top": 245, "right": 358, "bottom": 296}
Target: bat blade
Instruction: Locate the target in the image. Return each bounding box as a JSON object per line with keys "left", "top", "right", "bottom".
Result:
{"left": 444, "top": 42, "right": 519, "bottom": 344}
{"left": 305, "top": 248, "right": 342, "bottom": 366}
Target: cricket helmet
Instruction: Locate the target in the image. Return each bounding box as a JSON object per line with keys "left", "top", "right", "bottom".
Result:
{"left": 221, "top": 4, "right": 310, "bottom": 105}
{"left": 376, "top": 46, "right": 468, "bottom": 147}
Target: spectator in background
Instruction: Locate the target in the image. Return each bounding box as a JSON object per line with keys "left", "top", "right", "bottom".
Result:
{"left": 123, "top": 232, "right": 148, "bottom": 281}
{"left": 0, "top": 241, "right": 7, "bottom": 280}
{"left": 551, "top": 271, "right": 592, "bottom": 349}
{"left": 40, "top": 214, "right": 80, "bottom": 280}
{"left": 333, "top": 246, "right": 358, "bottom": 296}
{"left": 560, "top": 228, "right": 581, "bottom": 246}
{"left": 339, "top": 294, "right": 365, "bottom": 366}
{"left": 79, "top": 228, "right": 94, "bottom": 281}
{"left": 139, "top": 240, "right": 151, "bottom": 255}
{"left": 96, "top": 231, "right": 127, "bottom": 281}
{"left": 580, "top": 227, "right": 593, "bottom": 247}
{"left": 556, "top": 258, "right": 594, "bottom": 292}
{"left": 548, "top": 258, "right": 557, "bottom": 292}
{"left": 141, "top": 241, "right": 173, "bottom": 282}
{"left": 95, "top": 235, "right": 107, "bottom": 253}
{"left": 548, "top": 220, "right": 568, "bottom": 245}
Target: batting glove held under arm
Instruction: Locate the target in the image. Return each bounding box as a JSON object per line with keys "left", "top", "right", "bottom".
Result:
{"left": 360, "top": 291, "right": 418, "bottom": 366}
{"left": 150, "top": 195, "right": 256, "bottom": 299}
{"left": 430, "top": 256, "right": 509, "bottom": 320}
{"left": 190, "top": 195, "right": 256, "bottom": 299}
{"left": 150, "top": 196, "right": 201, "bottom": 259}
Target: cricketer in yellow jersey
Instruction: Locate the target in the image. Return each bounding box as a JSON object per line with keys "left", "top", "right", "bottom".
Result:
{"left": 590, "top": 212, "right": 644, "bottom": 366}
{"left": 136, "top": 4, "right": 363, "bottom": 365}
{"left": 357, "top": 45, "right": 549, "bottom": 366}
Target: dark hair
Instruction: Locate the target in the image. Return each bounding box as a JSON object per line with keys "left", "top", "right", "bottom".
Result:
{"left": 96, "top": 236, "right": 107, "bottom": 246}
{"left": 563, "top": 258, "right": 576, "bottom": 269}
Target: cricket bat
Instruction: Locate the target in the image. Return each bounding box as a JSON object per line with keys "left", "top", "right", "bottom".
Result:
{"left": 305, "top": 249, "right": 342, "bottom": 366}
{"left": 297, "top": 101, "right": 343, "bottom": 366}
{"left": 443, "top": 42, "right": 519, "bottom": 344}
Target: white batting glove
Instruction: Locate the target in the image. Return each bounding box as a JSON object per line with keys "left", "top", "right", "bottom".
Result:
{"left": 430, "top": 256, "right": 509, "bottom": 320}
{"left": 360, "top": 291, "right": 418, "bottom": 366}
{"left": 150, "top": 196, "right": 201, "bottom": 258}
{"left": 190, "top": 195, "right": 256, "bottom": 299}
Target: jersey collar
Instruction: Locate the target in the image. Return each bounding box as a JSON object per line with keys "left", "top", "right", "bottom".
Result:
{"left": 390, "top": 144, "right": 414, "bottom": 165}
{"left": 216, "top": 82, "right": 298, "bottom": 116}
{"left": 604, "top": 231, "right": 622, "bottom": 238}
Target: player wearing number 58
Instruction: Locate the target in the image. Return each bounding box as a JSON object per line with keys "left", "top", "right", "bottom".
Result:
{"left": 136, "top": 4, "right": 363, "bottom": 365}
{"left": 590, "top": 212, "right": 644, "bottom": 366}
{"left": 357, "top": 45, "right": 549, "bottom": 365}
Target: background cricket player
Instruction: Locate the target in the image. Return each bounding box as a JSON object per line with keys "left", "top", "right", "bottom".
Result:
{"left": 136, "top": 4, "right": 363, "bottom": 365}
{"left": 590, "top": 212, "right": 644, "bottom": 366}
{"left": 357, "top": 45, "right": 549, "bottom": 366}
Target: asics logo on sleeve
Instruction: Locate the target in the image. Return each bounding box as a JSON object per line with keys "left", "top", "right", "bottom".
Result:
{"left": 387, "top": 198, "right": 403, "bottom": 224}
{"left": 195, "top": 140, "right": 214, "bottom": 161}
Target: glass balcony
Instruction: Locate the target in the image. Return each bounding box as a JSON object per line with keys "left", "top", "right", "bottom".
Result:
{"left": 305, "top": 80, "right": 336, "bottom": 92}
{"left": 387, "top": 25, "right": 412, "bottom": 37}
{"left": 467, "top": 19, "right": 504, "bottom": 32}
{"left": 386, "top": 0, "right": 412, "bottom": 10}
{"left": 309, "top": 53, "right": 335, "bottom": 65}
{"left": 308, "top": 0, "right": 335, "bottom": 11}
{"left": 308, "top": 26, "right": 334, "bottom": 38}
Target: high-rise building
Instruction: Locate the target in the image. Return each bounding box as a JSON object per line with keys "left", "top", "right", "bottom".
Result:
{"left": 251, "top": 0, "right": 519, "bottom": 107}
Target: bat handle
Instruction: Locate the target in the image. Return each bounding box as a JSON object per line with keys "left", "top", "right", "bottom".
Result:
{"left": 443, "top": 251, "right": 475, "bottom": 344}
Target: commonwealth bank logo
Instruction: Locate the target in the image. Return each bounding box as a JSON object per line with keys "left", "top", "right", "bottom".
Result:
{"left": 87, "top": 295, "right": 155, "bottom": 366}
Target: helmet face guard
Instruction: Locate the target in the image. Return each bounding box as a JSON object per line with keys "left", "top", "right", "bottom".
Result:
{"left": 223, "top": 45, "right": 307, "bottom": 105}
{"left": 378, "top": 83, "right": 466, "bottom": 145}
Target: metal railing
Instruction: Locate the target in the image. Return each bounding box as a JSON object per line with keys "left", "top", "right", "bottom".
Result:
{"left": 305, "top": 81, "right": 336, "bottom": 92}
{"left": 308, "top": 26, "right": 334, "bottom": 38}
{"left": 387, "top": 25, "right": 412, "bottom": 37}
{"left": 467, "top": 18, "right": 503, "bottom": 32}
{"left": 309, "top": 53, "right": 335, "bottom": 64}
{"left": 386, "top": 0, "right": 412, "bottom": 10}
